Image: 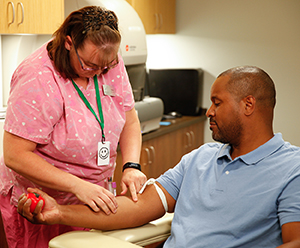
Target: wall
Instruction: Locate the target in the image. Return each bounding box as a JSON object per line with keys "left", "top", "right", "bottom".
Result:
{"left": 146, "top": 0, "right": 300, "bottom": 146}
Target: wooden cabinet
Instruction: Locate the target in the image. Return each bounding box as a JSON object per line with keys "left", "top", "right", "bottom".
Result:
{"left": 0, "top": 0, "right": 64, "bottom": 34}
{"left": 33, "top": 0, "right": 64, "bottom": 34}
{"left": 141, "top": 131, "right": 176, "bottom": 179}
{"left": 181, "top": 121, "right": 204, "bottom": 154}
{"left": 114, "top": 116, "right": 206, "bottom": 194}
{"left": 127, "top": 0, "right": 176, "bottom": 34}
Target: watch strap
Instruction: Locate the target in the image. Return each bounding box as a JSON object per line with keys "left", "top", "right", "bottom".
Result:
{"left": 122, "top": 162, "right": 141, "bottom": 172}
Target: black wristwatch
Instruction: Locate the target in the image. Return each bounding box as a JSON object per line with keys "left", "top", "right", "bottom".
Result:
{"left": 122, "top": 162, "right": 141, "bottom": 172}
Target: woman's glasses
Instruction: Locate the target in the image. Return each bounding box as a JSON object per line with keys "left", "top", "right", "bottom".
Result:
{"left": 73, "top": 43, "right": 118, "bottom": 72}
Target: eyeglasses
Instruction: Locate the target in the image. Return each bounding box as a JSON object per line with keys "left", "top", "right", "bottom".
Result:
{"left": 73, "top": 43, "right": 119, "bottom": 72}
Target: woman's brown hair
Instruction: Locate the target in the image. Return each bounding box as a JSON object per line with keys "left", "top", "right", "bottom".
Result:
{"left": 47, "top": 6, "right": 121, "bottom": 79}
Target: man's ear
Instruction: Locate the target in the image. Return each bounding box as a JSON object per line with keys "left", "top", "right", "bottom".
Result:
{"left": 65, "top": 35, "right": 72, "bottom": 51}
{"left": 243, "top": 95, "right": 256, "bottom": 116}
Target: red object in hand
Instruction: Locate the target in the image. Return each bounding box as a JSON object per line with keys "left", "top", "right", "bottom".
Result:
{"left": 26, "top": 192, "right": 45, "bottom": 213}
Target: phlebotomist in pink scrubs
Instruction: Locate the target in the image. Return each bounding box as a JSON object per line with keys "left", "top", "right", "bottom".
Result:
{"left": 0, "top": 6, "right": 146, "bottom": 248}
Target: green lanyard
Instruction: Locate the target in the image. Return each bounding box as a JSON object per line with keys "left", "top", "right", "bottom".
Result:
{"left": 71, "top": 76, "right": 105, "bottom": 143}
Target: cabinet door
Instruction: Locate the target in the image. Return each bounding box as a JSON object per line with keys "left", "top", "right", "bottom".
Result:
{"left": 33, "top": 0, "right": 64, "bottom": 34}
{"left": 150, "top": 131, "right": 185, "bottom": 177}
{"left": 178, "top": 121, "right": 205, "bottom": 157}
{"left": 143, "top": 121, "right": 204, "bottom": 178}
{"left": 141, "top": 134, "right": 172, "bottom": 179}
{"left": 0, "top": 0, "right": 63, "bottom": 34}
{"left": 0, "top": 0, "right": 24, "bottom": 33}
{"left": 130, "top": 0, "right": 156, "bottom": 34}
{"left": 189, "top": 121, "right": 204, "bottom": 150}
{"left": 156, "top": 0, "right": 176, "bottom": 34}
{"left": 167, "top": 130, "right": 185, "bottom": 167}
{"left": 129, "top": 0, "right": 175, "bottom": 34}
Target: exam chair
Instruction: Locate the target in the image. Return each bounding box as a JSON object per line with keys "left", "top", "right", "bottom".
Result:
{"left": 48, "top": 213, "right": 173, "bottom": 248}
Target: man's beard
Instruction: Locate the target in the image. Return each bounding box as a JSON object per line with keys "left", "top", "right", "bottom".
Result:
{"left": 210, "top": 117, "right": 243, "bottom": 145}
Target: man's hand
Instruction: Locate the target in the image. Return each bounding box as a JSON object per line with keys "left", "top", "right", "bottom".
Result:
{"left": 17, "top": 188, "right": 61, "bottom": 225}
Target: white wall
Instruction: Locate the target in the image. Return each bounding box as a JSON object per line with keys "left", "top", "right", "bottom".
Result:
{"left": 146, "top": 0, "right": 300, "bottom": 146}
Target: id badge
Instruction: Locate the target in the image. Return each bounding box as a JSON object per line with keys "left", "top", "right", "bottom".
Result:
{"left": 103, "top": 85, "right": 116, "bottom": 96}
{"left": 98, "top": 141, "right": 110, "bottom": 166}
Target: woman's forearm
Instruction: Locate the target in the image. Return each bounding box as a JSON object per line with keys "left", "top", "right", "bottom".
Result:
{"left": 119, "top": 108, "right": 142, "bottom": 164}
{"left": 3, "top": 131, "right": 81, "bottom": 193}
{"left": 7, "top": 150, "right": 81, "bottom": 193}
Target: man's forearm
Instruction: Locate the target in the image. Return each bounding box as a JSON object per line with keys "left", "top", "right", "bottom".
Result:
{"left": 59, "top": 186, "right": 166, "bottom": 230}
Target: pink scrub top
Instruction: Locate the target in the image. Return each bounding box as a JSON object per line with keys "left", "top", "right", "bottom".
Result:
{"left": 0, "top": 42, "right": 135, "bottom": 206}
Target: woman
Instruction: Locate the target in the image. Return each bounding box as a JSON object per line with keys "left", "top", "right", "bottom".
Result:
{"left": 0, "top": 6, "right": 146, "bottom": 248}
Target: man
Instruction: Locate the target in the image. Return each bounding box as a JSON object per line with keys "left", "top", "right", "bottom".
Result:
{"left": 18, "top": 66, "right": 300, "bottom": 247}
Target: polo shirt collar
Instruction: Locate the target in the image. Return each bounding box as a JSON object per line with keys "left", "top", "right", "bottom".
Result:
{"left": 217, "top": 133, "right": 285, "bottom": 165}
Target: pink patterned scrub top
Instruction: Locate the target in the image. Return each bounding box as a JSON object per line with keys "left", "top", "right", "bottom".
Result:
{"left": 0, "top": 43, "right": 135, "bottom": 206}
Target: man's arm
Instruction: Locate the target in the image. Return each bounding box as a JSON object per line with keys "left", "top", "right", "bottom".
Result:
{"left": 18, "top": 182, "right": 176, "bottom": 230}
{"left": 277, "top": 222, "right": 300, "bottom": 248}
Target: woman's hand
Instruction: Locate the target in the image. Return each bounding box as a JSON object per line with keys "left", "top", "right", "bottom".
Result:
{"left": 120, "top": 168, "right": 147, "bottom": 201}
{"left": 17, "top": 188, "right": 61, "bottom": 225}
{"left": 72, "top": 180, "right": 118, "bottom": 214}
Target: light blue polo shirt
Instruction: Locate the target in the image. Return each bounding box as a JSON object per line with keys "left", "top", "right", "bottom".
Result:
{"left": 157, "top": 133, "right": 300, "bottom": 247}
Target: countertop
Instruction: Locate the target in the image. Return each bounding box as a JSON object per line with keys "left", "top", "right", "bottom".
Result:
{"left": 142, "top": 114, "right": 207, "bottom": 142}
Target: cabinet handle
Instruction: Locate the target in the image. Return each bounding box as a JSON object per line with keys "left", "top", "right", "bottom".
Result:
{"left": 190, "top": 131, "right": 195, "bottom": 147}
{"left": 154, "top": 13, "right": 159, "bottom": 30}
{"left": 142, "top": 146, "right": 155, "bottom": 166}
{"left": 17, "top": 2, "right": 24, "bottom": 25}
{"left": 159, "top": 13, "right": 163, "bottom": 29}
{"left": 143, "top": 148, "right": 151, "bottom": 166}
{"left": 185, "top": 132, "right": 191, "bottom": 149}
{"left": 7, "top": 2, "right": 15, "bottom": 25}
{"left": 149, "top": 146, "right": 155, "bottom": 165}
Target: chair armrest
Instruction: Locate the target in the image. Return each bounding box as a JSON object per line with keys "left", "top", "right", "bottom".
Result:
{"left": 49, "top": 213, "right": 173, "bottom": 248}
{"left": 49, "top": 231, "right": 142, "bottom": 248}
{"left": 95, "top": 213, "right": 174, "bottom": 246}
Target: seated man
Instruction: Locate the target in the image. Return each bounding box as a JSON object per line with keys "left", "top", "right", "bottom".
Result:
{"left": 18, "top": 66, "right": 300, "bottom": 247}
